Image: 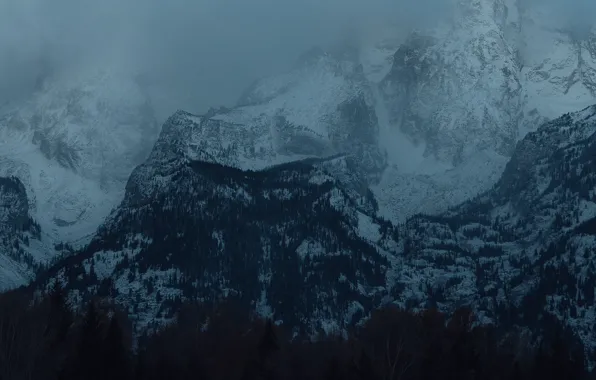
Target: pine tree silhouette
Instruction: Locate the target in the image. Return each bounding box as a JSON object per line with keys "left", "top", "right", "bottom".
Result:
{"left": 509, "top": 361, "right": 522, "bottom": 380}
{"left": 323, "top": 356, "right": 344, "bottom": 380}
{"left": 354, "top": 350, "right": 379, "bottom": 380}
{"left": 242, "top": 319, "right": 280, "bottom": 380}
{"left": 258, "top": 319, "right": 279, "bottom": 360}
{"left": 72, "top": 301, "right": 105, "bottom": 380}
{"left": 104, "top": 315, "right": 131, "bottom": 380}
{"left": 133, "top": 348, "right": 148, "bottom": 380}
{"left": 47, "top": 282, "right": 72, "bottom": 346}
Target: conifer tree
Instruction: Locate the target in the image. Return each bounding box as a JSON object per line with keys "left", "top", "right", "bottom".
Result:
{"left": 133, "top": 348, "right": 148, "bottom": 380}
{"left": 258, "top": 319, "right": 279, "bottom": 360}
{"left": 47, "top": 282, "right": 72, "bottom": 346}
{"left": 104, "top": 315, "right": 131, "bottom": 380}
{"left": 510, "top": 362, "right": 522, "bottom": 380}
{"left": 354, "top": 350, "right": 379, "bottom": 380}
{"left": 71, "top": 301, "right": 105, "bottom": 380}
{"left": 323, "top": 356, "right": 344, "bottom": 380}
{"left": 242, "top": 319, "right": 281, "bottom": 380}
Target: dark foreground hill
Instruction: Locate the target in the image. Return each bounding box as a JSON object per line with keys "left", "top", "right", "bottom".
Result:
{"left": 0, "top": 288, "right": 590, "bottom": 380}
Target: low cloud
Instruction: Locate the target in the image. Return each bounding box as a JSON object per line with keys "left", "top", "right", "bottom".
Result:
{"left": 520, "top": 0, "right": 596, "bottom": 40}
{"left": 0, "top": 0, "right": 452, "bottom": 117}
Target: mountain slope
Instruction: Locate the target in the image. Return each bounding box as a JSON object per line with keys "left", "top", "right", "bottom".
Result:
{"left": 0, "top": 69, "right": 160, "bottom": 249}
{"left": 1, "top": 47, "right": 387, "bottom": 292}
{"left": 39, "top": 110, "right": 396, "bottom": 335}
{"left": 4, "top": 1, "right": 596, "bottom": 346}
{"left": 0, "top": 177, "right": 42, "bottom": 290}
{"left": 380, "top": 3, "right": 522, "bottom": 164}
{"left": 37, "top": 104, "right": 596, "bottom": 354}
{"left": 193, "top": 48, "right": 385, "bottom": 179}
{"left": 518, "top": 1, "right": 596, "bottom": 129}
{"left": 389, "top": 105, "right": 596, "bottom": 356}
{"left": 373, "top": 0, "right": 596, "bottom": 221}
{"left": 1, "top": 0, "right": 593, "bottom": 253}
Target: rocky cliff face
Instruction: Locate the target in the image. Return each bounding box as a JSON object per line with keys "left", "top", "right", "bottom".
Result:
{"left": 380, "top": 3, "right": 522, "bottom": 165}
{"left": 0, "top": 69, "right": 160, "bottom": 247}
{"left": 202, "top": 48, "right": 385, "bottom": 180}
{"left": 372, "top": 0, "right": 596, "bottom": 222}
{"left": 379, "top": 0, "right": 596, "bottom": 165}
{"left": 518, "top": 0, "right": 596, "bottom": 129}
{"left": 0, "top": 177, "right": 41, "bottom": 290}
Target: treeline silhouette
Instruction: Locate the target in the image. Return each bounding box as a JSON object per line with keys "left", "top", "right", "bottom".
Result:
{"left": 0, "top": 284, "right": 591, "bottom": 380}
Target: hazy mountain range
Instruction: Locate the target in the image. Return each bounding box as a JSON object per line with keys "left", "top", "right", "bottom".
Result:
{"left": 2, "top": 0, "right": 596, "bottom": 355}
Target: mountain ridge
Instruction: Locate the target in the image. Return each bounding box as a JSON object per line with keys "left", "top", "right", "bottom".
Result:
{"left": 3, "top": 0, "right": 596, "bottom": 360}
{"left": 2, "top": 0, "right": 595, "bottom": 260}
{"left": 386, "top": 104, "right": 596, "bottom": 357}
{"left": 28, "top": 104, "right": 596, "bottom": 359}
{"left": 35, "top": 130, "right": 394, "bottom": 335}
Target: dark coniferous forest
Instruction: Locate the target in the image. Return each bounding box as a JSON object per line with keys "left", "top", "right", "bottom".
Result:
{"left": 0, "top": 284, "right": 591, "bottom": 380}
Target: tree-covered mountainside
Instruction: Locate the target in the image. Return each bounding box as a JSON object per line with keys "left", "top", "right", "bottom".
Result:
{"left": 36, "top": 112, "right": 396, "bottom": 335}
{"left": 389, "top": 105, "right": 596, "bottom": 358}
{"left": 32, "top": 105, "right": 596, "bottom": 360}
{"left": 0, "top": 176, "right": 41, "bottom": 289}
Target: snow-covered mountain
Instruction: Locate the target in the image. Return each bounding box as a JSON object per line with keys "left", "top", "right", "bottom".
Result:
{"left": 3, "top": 0, "right": 596, "bottom": 353}
{"left": 0, "top": 69, "right": 160, "bottom": 254}
{"left": 37, "top": 110, "right": 395, "bottom": 334}
{"left": 202, "top": 47, "right": 385, "bottom": 179}
{"left": 390, "top": 105, "right": 596, "bottom": 357}
{"left": 379, "top": 0, "right": 596, "bottom": 164}
{"left": 518, "top": 0, "right": 596, "bottom": 127}
{"left": 36, "top": 104, "right": 596, "bottom": 355}
{"left": 2, "top": 0, "right": 593, "bottom": 257}
{"left": 374, "top": 0, "right": 596, "bottom": 221}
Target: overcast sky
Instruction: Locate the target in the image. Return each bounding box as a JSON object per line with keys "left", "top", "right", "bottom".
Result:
{"left": 0, "top": 0, "right": 455, "bottom": 118}
{"left": 1, "top": 0, "right": 593, "bottom": 120}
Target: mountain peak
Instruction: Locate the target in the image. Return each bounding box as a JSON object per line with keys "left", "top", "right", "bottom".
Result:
{"left": 0, "top": 68, "right": 160, "bottom": 247}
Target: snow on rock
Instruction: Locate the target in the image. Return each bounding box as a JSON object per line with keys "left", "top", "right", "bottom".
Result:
{"left": 370, "top": 0, "right": 596, "bottom": 220}
{"left": 518, "top": 3, "right": 596, "bottom": 134}
{"left": 389, "top": 106, "right": 596, "bottom": 359}
{"left": 41, "top": 136, "right": 390, "bottom": 334}
{"left": 181, "top": 49, "right": 385, "bottom": 180}
{"left": 0, "top": 177, "right": 42, "bottom": 290}
{"left": 380, "top": 0, "right": 522, "bottom": 165}
{"left": 0, "top": 68, "right": 160, "bottom": 248}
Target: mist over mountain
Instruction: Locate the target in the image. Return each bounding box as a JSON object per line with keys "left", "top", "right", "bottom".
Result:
{"left": 3, "top": 0, "right": 596, "bottom": 373}
{"left": 0, "top": 0, "right": 451, "bottom": 120}
{"left": 520, "top": 0, "right": 596, "bottom": 40}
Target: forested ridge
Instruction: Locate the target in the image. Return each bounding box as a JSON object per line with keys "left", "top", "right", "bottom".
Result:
{"left": 0, "top": 285, "right": 591, "bottom": 380}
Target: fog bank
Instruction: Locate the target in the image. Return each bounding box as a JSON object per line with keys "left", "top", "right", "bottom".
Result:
{"left": 0, "top": 0, "right": 453, "bottom": 119}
